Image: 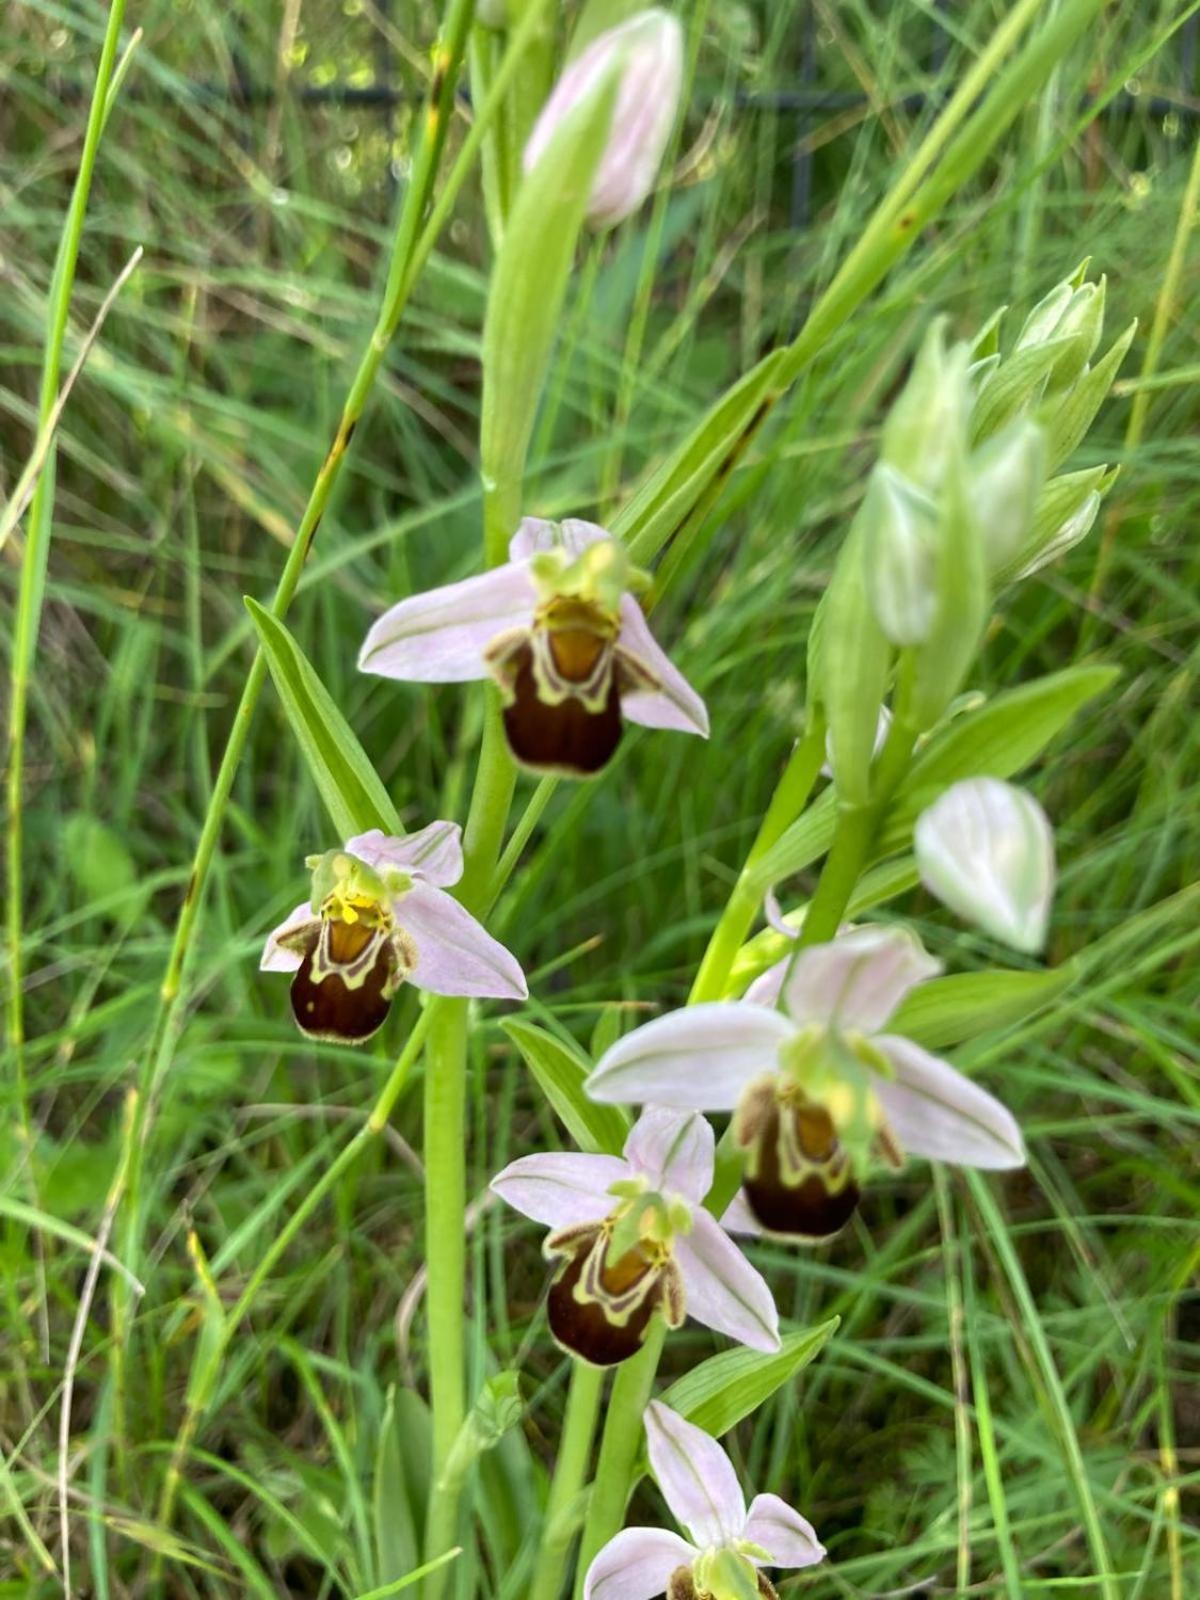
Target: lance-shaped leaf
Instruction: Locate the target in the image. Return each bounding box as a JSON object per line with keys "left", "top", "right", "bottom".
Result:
{"left": 502, "top": 1018, "right": 630, "bottom": 1156}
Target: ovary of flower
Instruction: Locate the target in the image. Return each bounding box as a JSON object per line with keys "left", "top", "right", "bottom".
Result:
{"left": 586, "top": 926, "right": 1025, "bottom": 1238}
{"left": 583, "top": 1401, "right": 824, "bottom": 1600}
{"left": 358, "top": 518, "right": 708, "bottom": 778}
{"left": 490, "top": 1108, "right": 779, "bottom": 1366}
{"left": 260, "top": 822, "right": 527, "bottom": 1042}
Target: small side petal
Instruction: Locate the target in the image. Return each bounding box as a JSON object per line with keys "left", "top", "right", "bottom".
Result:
{"left": 645, "top": 1400, "right": 746, "bottom": 1548}
{"left": 491, "top": 1151, "right": 628, "bottom": 1228}
{"left": 583, "top": 1527, "right": 699, "bottom": 1600}
{"left": 358, "top": 564, "right": 535, "bottom": 682}
{"left": 874, "top": 1036, "right": 1025, "bottom": 1169}
{"left": 617, "top": 597, "right": 709, "bottom": 737}
{"left": 719, "top": 1190, "right": 762, "bottom": 1237}
{"left": 587, "top": 1004, "right": 793, "bottom": 1111}
{"left": 261, "top": 901, "right": 315, "bottom": 972}
{"left": 346, "top": 822, "right": 463, "bottom": 888}
{"left": 508, "top": 517, "right": 561, "bottom": 560}
{"left": 398, "top": 883, "right": 527, "bottom": 1000}
{"left": 623, "top": 1108, "right": 714, "bottom": 1203}
{"left": 743, "top": 1493, "right": 825, "bottom": 1570}
{"left": 674, "top": 1208, "right": 780, "bottom": 1354}
{"left": 781, "top": 925, "right": 941, "bottom": 1032}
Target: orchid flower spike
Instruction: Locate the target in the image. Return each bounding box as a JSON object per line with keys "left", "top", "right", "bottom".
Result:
{"left": 915, "top": 777, "right": 1056, "bottom": 953}
{"left": 490, "top": 1108, "right": 778, "bottom": 1366}
{"left": 358, "top": 518, "right": 708, "bottom": 778}
{"left": 524, "top": 10, "right": 684, "bottom": 228}
{"left": 587, "top": 926, "right": 1025, "bottom": 1239}
{"left": 585, "top": 1401, "right": 824, "bottom": 1600}
{"left": 260, "top": 823, "right": 526, "bottom": 1042}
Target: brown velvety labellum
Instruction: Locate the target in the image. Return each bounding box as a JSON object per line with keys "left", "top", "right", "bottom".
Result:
{"left": 547, "top": 1239, "right": 660, "bottom": 1366}
{"left": 744, "top": 1100, "right": 861, "bottom": 1238}
{"left": 289, "top": 939, "right": 393, "bottom": 1043}
{"left": 503, "top": 640, "right": 622, "bottom": 776}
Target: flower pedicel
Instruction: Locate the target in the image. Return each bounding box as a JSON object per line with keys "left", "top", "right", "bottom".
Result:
{"left": 358, "top": 518, "right": 707, "bottom": 777}
{"left": 261, "top": 823, "right": 526, "bottom": 1041}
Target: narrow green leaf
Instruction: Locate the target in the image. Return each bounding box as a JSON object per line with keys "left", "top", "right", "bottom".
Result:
{"left": 655, "top": 1318, "right": 838, "bottom": 1440}
{"left": 501, "top": 1019, "right": 630, "bottom": 1156}
{"left": 889, "top": 966, "right": 1075, "bottom": 1051}
{"left": 374, "top": 1387, "right": 421, "bottom": 1584}
{"left": 246, "top": 597, "right": 402, "bottom": 840}
{"left": 820, "top": 522, "right": 893, "bottom": 805}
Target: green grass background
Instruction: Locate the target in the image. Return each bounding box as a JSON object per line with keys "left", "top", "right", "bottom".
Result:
{"left": 2, "top": 0, "right": 1199, "bottom": 1594}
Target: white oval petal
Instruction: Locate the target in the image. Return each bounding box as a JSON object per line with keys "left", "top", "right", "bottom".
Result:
{"left": 490, "top": 1151, "right": 628, "bottom": 1228}
{"left": 780, "top": 925, "right": 941, "bottom": 1032}
{"left": 587, "top": 1004, "right": 793, "bottom": 1110}
{"left": 914, "top": 777, "right": 1055, "bottom": 953}
{"left": 358, "top": 562, "right": 535, "bottom": 682}
{"left": 673, "top": 1209, "right": 780, "bottom": 1354}
{"left": 397, "top": 883, "right": 527, "bottom": 1000}
{"left": 743, "top": 1493, "right": 825, "bottom": 1570}
{"left": 623, "top": 1108, "right": 714, "bottom": 1203}
{"left": 645, "top": 1401, "right": 746, "bottom": 1548}
{"left": 874, "top": 1035, "right": 1025, "bottom": 1169}
{"left": 345, "top": 821, "right": 463, "bottom": 888}
{"left": 583, "top": 1527, "right": 699, "bottom": 1600}
{"left": 617, "top": 596, "right": 709, "bottom": 737}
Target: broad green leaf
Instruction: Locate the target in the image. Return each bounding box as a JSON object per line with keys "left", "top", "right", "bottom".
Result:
{"left": 655, "top": 1318, "right": 838, "bottom": 1441}
{"left": 746, "top": 788, "right": 837, "bottom": 894}
{"left": 502, "top": 1019, "right": 630, "bottom": 1156}
{"left": 879, "top": 662, "right": 1118, "bottom": 853}
{"left": 480, "top": 71, "right": 615, "bottom": 491}
{"left": 888, "top": 966, "right": 1075, "bottom": 1050}
{"left": 373, "top": 1386, "right": 421, "bottom": 1584}
{"left": 620, "top": 349, "right": 787, "bottom": 565}
{"left": 63, "top": 813, "right": 138, "bottom": 905}
{"left": 246, "top": 597, "right": 402, "bottom": 840}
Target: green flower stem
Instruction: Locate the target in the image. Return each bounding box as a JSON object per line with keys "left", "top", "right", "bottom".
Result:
{"left": 5, "top": 0, "right": 127, "bottom": 1161}
{"left": 572, "top": 1323, "right": 666, "bottom": 1599}
{"left": 688, "top": 718, "right": 827, "bottom": 1005}
{"left": 529, "top": 1361, "right": 605, "bottom": 1600}
{"left": 107, "top": 0, "right": 478, "bottom": 1475}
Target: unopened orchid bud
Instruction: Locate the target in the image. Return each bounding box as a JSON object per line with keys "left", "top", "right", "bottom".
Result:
{"left": 1013, "top": 279, "right": 1074, "bottom": 352}
{"left": 880, "top": 319, "right": 973, "bottom": 495}
{"left": 969, "top": 418, "right": 1045, "bottom": 573}
{"left": 1046, "top": 277, "right": 1106, "bottom": 390}
{"left": 915, "top": 778, "right": 1056, "bottom": 953}
{"left": 524, "top": 9, "right": 683, "bottom": 228}
{"left": 861, "top": 463, "right": 942, "bottom": 645}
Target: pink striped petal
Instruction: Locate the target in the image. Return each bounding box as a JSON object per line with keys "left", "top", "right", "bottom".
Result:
{"left": 587, "top": 1004, "right": 792, "bottom": 1111}
{"left": 874, "top": 1036, "right": 1025, "bottom": 1169}
{"left": 623, "top": 1108, "right": 713, "bottom": 1203}
{"left": 397, "top": 882, "right": 527, "bottom": 1000}
{"left": 490, "top": 1151, "right": 628, "bottom": 1228}
{"left": 508, "top": 516, "right": 609, "bottom": 560}
{"left": 674, "top": 1208, "right": 780, "bottom": 1354}
{"left": 743, "top": 1493, "right": 825, "bottom": 1569}
{"left": 617, "top": 596, "right": 709, "bottom": 736}
{"left": 358, "top": 562, "right": 535, "bottom": 682}
{"left": 260, "top": 901, "right": 315, "bottom": 972}
{"left": 780, "top": 926, "right": 941, "bottom": 1032}
{"left": 583, "top": 1527, "right": 699, "bottom": 1600}
{"left": 345, "top": 822, "right": 463, "bottom": 888}
{"left": 645, "top": 1401, "right": 746, "bottom": 1547}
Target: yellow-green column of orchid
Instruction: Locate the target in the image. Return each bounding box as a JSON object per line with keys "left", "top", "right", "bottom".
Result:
{"left": 419, "top": 75, "right": 618, "bottom": 1596}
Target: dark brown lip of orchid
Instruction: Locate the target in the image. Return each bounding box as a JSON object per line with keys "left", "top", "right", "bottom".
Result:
{"left": 544, "top": 1221, "right": 679, "bottom": 1366}
{"left": 740, "top": 1094, "right": 862, "bottom": 1239}
{"left": 283, "top": 916, "right": 407, "bottom": 1044}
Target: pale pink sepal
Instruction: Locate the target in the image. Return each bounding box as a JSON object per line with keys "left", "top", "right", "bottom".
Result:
{"left": 587, "top": 1003, "right": 792, "bottom": 1110}
{"left": 583, "top": 1527, "right": 699, "bottom": 1600}
{"left": 743, "top": 1493, "right": 826, "bottom": 1569}
{"left": 489, "top": 1151, "right": 628, "bottom": 1228}
{"left": 673, "top": 1209, "right": 780, "bottom": 1353}
{"left": 874, "top": 1035, "right": 1025, "bottom": 1169}
{"left": 780, "top": 925, "right": 941, "bottom": 1032}
{"left": 345, "top": 822, "right": 463, "bottom": 888}
{"left": 260, "top": 900, "right": 314, "bottom": 972}
{"left": 624, "top": 1107, "right": 713, "bottom": 1203}
{"left": 509, "top": 516, "right": 608, "bottom": 561}
{"left": 398, "top": 882, "right": 527, "bottom": 999}
{"left": 357, "top": 561, "right": 535, "bottom": 682}
{"left": 645, "top": 1401, "right": 746, "bottom": 1548}
{"left": 719, "top": 1189, "right": 762, "bottom": 1237}
{"left": 617, "top": 596, "right": 709, "bottom": 737}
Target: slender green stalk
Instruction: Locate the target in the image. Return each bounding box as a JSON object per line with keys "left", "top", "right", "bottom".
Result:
{"left": 529, "top": 1363, "right": 606, "bottom": 1600}
{"left": 108, "top": 0, "right": 478, "bottom": 1468}
{"left": 572, "top": 1324, "right": 666, "bottom": 1598}
{"left": 933, "top": 1168, "right": 973, "bottom": 1596}
{"left": 6, "top": 0, "right": 128, "bottom": 1161}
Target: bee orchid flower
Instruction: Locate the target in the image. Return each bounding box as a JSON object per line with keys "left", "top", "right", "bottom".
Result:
{"left": 260, "top": 823, "right": 526, "bottom": 1042}
{"left": 584, "top": 1401, "right": 824, "bottom": 1599}
{"left": 358, "top": 518, "right": 708, "bottom": 777}
{"left": 490, "top": 1108, "right": 778, "bottom": 1366}
{"left": 586, "top": 926, "right": 1024, "bottom": 1239}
